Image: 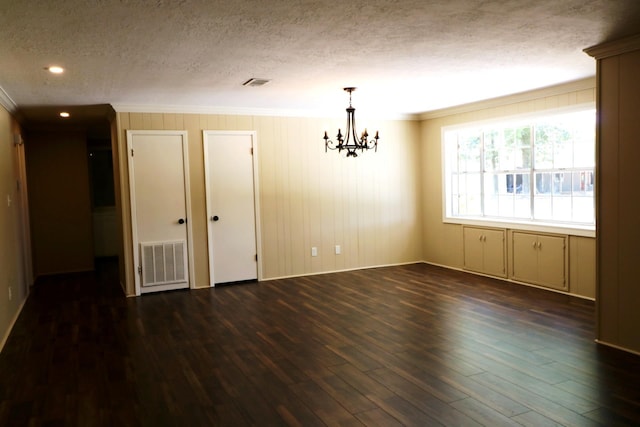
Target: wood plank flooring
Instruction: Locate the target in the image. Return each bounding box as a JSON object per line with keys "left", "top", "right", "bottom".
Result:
{"left": 1, "top": 260, "right": 640, "bottom": 426}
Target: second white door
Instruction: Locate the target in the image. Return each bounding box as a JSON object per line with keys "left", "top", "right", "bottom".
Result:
{"left": 203, "top": 131, "right": 259, "bottom": 285}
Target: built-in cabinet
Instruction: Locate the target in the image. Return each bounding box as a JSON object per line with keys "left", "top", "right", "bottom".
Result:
{"left": 511, "top": 231, "right": 567, "bottom": 291}
{"left": 462, "top": 225, "right": 581, "bottom": 295}
{"left": 462, "top": 226, "right": 506, "bottom": 277}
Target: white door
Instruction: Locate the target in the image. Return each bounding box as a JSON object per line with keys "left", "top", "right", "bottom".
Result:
{"left": 203, "top": 131, "right": 260, "bottom": 285}
{"left": 127, "top": 130, "right": 193, "bottom": 295}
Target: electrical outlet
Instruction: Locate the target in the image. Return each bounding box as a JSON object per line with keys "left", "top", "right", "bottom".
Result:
{"left": 8, "top": 286, "right": 12, "bottom": 301}
{"left": 311, "top": 247, "right": 318, "bottom": 257}
{"left": 335, "top": 245, "right": 341, "bottom": 255}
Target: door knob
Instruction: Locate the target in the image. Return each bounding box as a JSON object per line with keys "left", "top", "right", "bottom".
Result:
{"left": 178, "top": 218, "right": 185, "bottom": 224}
{"left": 212, "top": 215, "right": 219, "bottom": 222}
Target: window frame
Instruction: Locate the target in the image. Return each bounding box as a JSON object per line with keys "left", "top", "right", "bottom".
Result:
{"left": 441, "top": 105, "right": 596, "bottom": 238}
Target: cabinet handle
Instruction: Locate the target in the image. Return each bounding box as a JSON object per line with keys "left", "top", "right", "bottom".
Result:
{"left": 532, "top": 242, "right": 537, "bottom": 249}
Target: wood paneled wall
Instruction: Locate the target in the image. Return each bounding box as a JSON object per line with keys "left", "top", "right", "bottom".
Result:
{"left": 586, "top": 35, "right": 640, "bottom": 354}
{"left": 116, "top": 112, "right": 423, "bottom": 295}
{"left": 420, "top": 78, "right": 597, "bottom": 299}
{"left": 0, "top": 106, "right": 30, "bottom": 351}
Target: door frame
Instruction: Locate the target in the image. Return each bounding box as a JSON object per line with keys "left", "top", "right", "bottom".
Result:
{"left": 126, "top": 130, "right": 195, "bottom": 296}
{"left": 202, "top": 130, "right": 263, "bottom": 286}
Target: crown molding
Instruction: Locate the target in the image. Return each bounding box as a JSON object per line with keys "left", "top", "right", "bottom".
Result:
{"left": 110, "top": 103, "right": 418, "bottom": 121}
{"left": 418, "top": 77, "right": 596, "bottom": 121}
{"left": 0, "top": 86, "right": 17, "bottom": 113}
{"left": 584, "top": 33, "right": 640, "bottom": 59}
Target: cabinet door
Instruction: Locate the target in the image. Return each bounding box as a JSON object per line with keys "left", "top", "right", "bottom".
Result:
{"left": 512, "top": 232, "right": 539, "bottom": 283}
{"left": 463, "top": 227, "right": 485, "bottom": 273}
{"left": 483, "top": 228, "right": 506, "bottom": 277}
{"left": 537, "top": 234, "right": 567, "bottom": 290}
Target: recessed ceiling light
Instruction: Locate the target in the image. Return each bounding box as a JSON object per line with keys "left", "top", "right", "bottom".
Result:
{"left": 46, "top": 66, "right": 64, "bottom": 74}
{"left": 59, "top": 112, "right": 70, "bottom": 118}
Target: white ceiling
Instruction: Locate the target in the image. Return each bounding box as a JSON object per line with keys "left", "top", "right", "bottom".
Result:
{"left": 2, "top": 0, "right": 640, "bottom": 120}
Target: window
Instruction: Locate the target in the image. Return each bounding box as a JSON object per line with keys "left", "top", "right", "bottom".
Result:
{"left": 443, "top": 108, "right": 595, "bottom": 229}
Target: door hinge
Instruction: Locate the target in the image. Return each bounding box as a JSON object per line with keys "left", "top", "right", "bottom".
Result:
{"left": 138, "top": 265, "right": 142, "bottom": 275}
{"left": 255, "top": 254, "right": 258, "bottom": 262}
{"left": 250, "top": 147, "right": 254, "bottom": 155}
{"left": 131, "top": 148, "right": 134, "bottom": 157}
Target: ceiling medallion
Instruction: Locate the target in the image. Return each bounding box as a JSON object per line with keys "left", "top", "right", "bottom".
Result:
{"left": 323, "top": 87, "right": 379, "bottom": 158}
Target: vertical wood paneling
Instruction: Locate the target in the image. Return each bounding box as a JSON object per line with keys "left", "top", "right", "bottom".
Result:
{"left": 597, "top": 56, "right": 620, "bottom": 344}
{"left": 141, "top": 113, "right": 152, "bottom": 129}
{"left": 253, "top": 116, "right": 276, "bottom": 278}
{"left": 163, "top": 113, "right": 177, "bottom": 129}
{"left": 617, "top": 51, "right": 640, "bottom": 351}
{"left": 150, "top": 114, "right": 163, "bottom": 130}
{"left": 569, "top": 236, "right": 595, "bottom": 299}
{"left": 115, "top": 110, "right": 422, "bottom": 286}
{"left": 274, "top": 118, "right": 289, "bottom": 274}
{"left": 420, "top": 82, "right": 597, "bottom": 298}
{"left": 287, "top": 118, "right": 306, "bottom": 275}
{"left": 129, "top": 113, "right": 144, "bottom": 129}
{"left": 116, "top": 113, "right": 135, "bottom": 295}
{"left": 183, "top": 114, "right": 208, "bottom": 288}
{"left": 0, "top": 107, "right": 27, "bottom": 349}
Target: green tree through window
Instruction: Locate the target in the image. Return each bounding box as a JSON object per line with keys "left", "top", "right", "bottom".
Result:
{"left": 443, "top": 109, "right": 595, "bottom": 227}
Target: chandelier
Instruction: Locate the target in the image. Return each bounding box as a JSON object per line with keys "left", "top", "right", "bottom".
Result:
{"left": 323, "top": 87, "right": 379, "bottom": 157}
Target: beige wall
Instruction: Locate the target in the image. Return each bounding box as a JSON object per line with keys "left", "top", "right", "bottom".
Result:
{"left": 116, "top": 112, "right": 423, "bottom": 295}
{"left": 25, "top": 131, "right": 94, "bottom": 277}
{"left": 0, "top": 105, "right": 30, "bottom": 350}
{"left": 420, "top": 78, "right": 597, "bottom": 299}
{"left": 586, "top": 35, "right": 640, "bottom": 354}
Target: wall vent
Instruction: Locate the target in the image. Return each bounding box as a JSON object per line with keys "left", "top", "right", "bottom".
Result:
{"left": 242, "top": 78, "right": 271, "bottom": 87}
{"left": 140, "top": 240, "right": 186, "bottom": 287}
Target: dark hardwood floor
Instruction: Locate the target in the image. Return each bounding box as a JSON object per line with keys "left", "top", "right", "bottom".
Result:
{"left": 1, "top": 260, "right": 640, "bottom": 426}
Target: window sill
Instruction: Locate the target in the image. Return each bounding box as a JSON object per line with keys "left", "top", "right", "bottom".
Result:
{"left": 444, "top": 216, "right": 595, "bottom": 238}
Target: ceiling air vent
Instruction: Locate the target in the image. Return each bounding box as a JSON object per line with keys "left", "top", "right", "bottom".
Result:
{"left": 242, "top": 78, "right": 271, "bottom": 87}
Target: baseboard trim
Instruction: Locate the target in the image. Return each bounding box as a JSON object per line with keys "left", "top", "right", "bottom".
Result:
{"left": 260, "top": 261, "right": 424, "bottom": 282}
{"left": 0, "top": 297, "right": 27, "bottom": 354}
{"left": 595, "top": 340, "right": 640, "bottom": 357}
{"left": 420, "top": 261, "right": 595, "bottom": 301}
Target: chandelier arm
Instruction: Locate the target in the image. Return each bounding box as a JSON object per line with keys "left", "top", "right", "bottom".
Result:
{"left": 324, "top": 136, "right": 344, "bottom": 152}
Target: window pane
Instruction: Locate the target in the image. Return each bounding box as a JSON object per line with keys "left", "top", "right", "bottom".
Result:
{"left": 535, "top": 195, "right": 552, "bottom": 220}
{"left": 534, "top": 125, "right": 554, "bottom": 169}
{"left": 535, "top": 172, "right": 553, "bottom": 194}
{"left": 443, "top": 108, "right": 595, "bottom": 228}
{"left": 483, "top": 173, "right": 502, "bottom": 216}
{"left": 553, "top": 133, "right": 574, "bottom": 169}
{"left": 516, "top": 126, "right": 531, "bottom": 148}
{"left": 573, "top": 195, "right": 595, "bottom": 223}
{"left": 515, "top": 147, "right": 531, "bottom": 170}
{"left": 458, "top": 173, "right": 481, "bottom": 215}
{"left": 514, "top": 189, "right": 531, "bottom": 219}
{"left": 554, "top": 196, "right": 572, "bottom": 221}
{"left": 458, "top": 131, "right": 481, "bottom": 172}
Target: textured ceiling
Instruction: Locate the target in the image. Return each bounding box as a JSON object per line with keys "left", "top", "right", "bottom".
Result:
{"left": 2, "top": 0, "right": 640, "bottom": 120}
